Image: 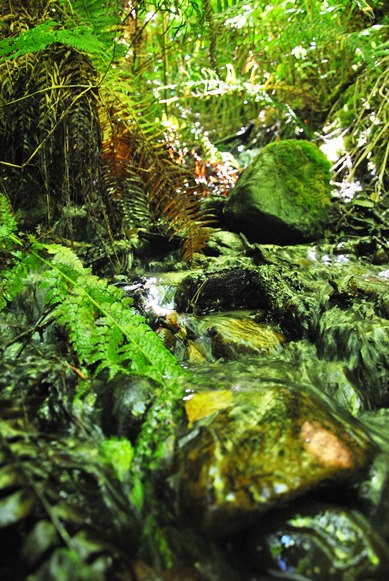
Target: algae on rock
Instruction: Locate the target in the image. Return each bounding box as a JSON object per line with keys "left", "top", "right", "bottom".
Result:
{"left": 225, "top": 139, "right": 332, "bottom": 244}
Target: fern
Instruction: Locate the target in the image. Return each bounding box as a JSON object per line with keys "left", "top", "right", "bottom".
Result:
{"left": 1, "top": 195, "right": 186, "bottom": 384}
{"left": 34, "top": 242, "right": 187, "bottom": 383}
{"left": 69, "top": 0, "right": 122, "bottom": 47}
{"left": 0, "top": 195, "right": 41, "bottom": 311}
{"left": 99, "top": 98, "right": 214, "bottom": 259}
{"left": 0, "top": 0, "right": 125, "bottom": 65}
{"left": 0, "top": 200, "right": 188, "bottom": 558}
{"left": 0, "top": 21, "right": 110, "bottom": 62}
{"left": 0, "top": 195, "right": 16, "bottom": 241}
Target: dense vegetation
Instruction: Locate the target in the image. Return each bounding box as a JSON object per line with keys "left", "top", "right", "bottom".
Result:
{"left": 0, "top": 0, "right": 388, "bottom": 579}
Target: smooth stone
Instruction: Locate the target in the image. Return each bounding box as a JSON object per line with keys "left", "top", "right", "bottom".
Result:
{"left": 178, "top": 384, "right": 375, "bottom": 536}
{"left": 204, "top": 230, "right": 246, "bottom": 257}
{"left": 204, "top": 316, "right": 285, "bottom": 359}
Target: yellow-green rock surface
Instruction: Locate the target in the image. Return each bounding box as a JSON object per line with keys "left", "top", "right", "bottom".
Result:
{"left": 179, "top": 384, "right": 375, "bottom": 536}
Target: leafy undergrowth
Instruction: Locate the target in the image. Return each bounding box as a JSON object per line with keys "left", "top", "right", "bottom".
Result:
{"left": 0, "top": 194, "right": 191, "bottom": 578}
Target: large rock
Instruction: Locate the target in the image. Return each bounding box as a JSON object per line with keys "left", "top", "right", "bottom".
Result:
{"left": 178, "top": 384, "right": 375, "bottom": 536}
{"left": 240, "top": 501, "right": 389, "bottom": 580}
{"left": 224, "top": 139, "right": 332, "bottom": 244}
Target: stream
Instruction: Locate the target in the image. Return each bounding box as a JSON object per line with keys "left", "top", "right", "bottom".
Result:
{"left": 1, "top": 234, "right": 388, "bottom": 580}
{"left": 118, "top": 237, "right": 389, "bottom": 580}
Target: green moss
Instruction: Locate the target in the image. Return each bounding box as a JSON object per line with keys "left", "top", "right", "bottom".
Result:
{"left": 265, "top": 140, "right": 332, "bottom": 218}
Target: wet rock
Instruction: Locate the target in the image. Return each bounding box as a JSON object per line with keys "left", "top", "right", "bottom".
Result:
{"left": 156, "top": 327, "right": 177, "bottom": 352}
{"left": 95, "top": 374, "right": 158, "bottom": 440}
{"left": 224, "top": 140, "right": 332, "bottom": 244}
{"left": 299, "top": 357, "right": 365, "bottom": 416}
{"left": 187, "top": 340, "right": 207, "bottom": 363}
{"left": 357, "top": 410, "right": 389, "bottom": 543}
{"left": 317, "top": 306, "right": 389, "bottom": 407}
{"left": 359, "top": 452, "right": 389, "bottom": 544}
{"left": 175, "top": 267, "right": 262, "bottom": 314}
{"left": 182, "top": 346, "right": 364, "bottom": 417}
{"left": 239, "top": 501, "right": 389, "bottom": 580}
{"left": 331, "top": 270, "right": 389, "bottom": 320}
{"left": 178, "top": 384, "right": 375, "bottom": 536}
{"left": 203, "top": 315, "right": 285, "bottom": 359}
{"left": 174, "top": 264, "right": 310, "bottom": 325}
{"left": 204, "top": 230, "right": 246, "bottom": 257}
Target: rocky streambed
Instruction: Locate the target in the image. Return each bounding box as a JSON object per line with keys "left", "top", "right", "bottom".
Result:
{"left": 105, "top": 234, "right": 389, "bottom": 580}
{"left": 1, "top": 135, "right": 388, "bottom": 579}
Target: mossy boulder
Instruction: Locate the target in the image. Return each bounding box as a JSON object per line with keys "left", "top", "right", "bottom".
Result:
{"left": 178, "top": 384, "right": 375, "bottom": 536}
{"left": 224, "top": 139, "right": 332, "bottom": 244}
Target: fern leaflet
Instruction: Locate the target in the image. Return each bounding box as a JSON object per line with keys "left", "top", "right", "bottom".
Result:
{"left": 36, "top": 242, "right": 187, "bottom": 384}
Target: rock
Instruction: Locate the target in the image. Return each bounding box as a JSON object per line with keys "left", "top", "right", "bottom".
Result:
{"left": 156, "top": 327, "right": 177, "bottom": 352}
{"left": 239, "top": 501, "right": 389, "bottom": 580}
{"left": 317, "top": 307, "right": 389, "bottom": 408}
{"left": 203, "top": 315, "right": 285, "bottom": 359}
{"left": 175, "top": 267, "right": 262, "bottom": 314}
{"left": 95, "top": 374, "right": 158, "bottom": 440}
{"left": 178, "top": 385, "right": 375, "bottom": 536}
{"left": 224, "top": 139, "right": 332, "bottom": 244}
{"left": 331, "top": 270, "right": 389, "bottom": 320}
{"left": 204, "top": 230, "right": 246, "bottom": 257}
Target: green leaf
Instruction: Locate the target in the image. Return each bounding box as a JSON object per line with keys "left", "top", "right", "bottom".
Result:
{"left": 0, "top": 490, "right": 35, "bottom": 527}
{"left": 99, "top": 438, "right": 134, "bottom": 481}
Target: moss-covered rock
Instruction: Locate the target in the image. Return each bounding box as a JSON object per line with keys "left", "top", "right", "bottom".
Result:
{"left": 224, "top": 139, "right": 332, "bottom": 244}
{"left": 178, "top": 384, "right": 375, "bottom": 536}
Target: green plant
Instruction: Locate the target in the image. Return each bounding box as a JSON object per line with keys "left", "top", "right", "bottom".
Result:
{"left": 1, "top": 197, "right": 186, "bottom": 385}
{"left": 0, "top": 416, "right": 138, "bottom": 580}
{"left": 0, "top": 0, "right": 213, "bottom": 259}
{"left": 0, "top": 194, "right": 192, "bottom": 564}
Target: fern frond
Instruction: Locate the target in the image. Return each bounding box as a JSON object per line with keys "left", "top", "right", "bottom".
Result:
{"left": 36, "top": 241, "right": 187, "bottom": 383}
{"left": 99, "top": 99, "right": 214, "bottom": 259}
{"left": 0, "top": 196, "right": 40, "bottom": 311}
{"left": 0, "top": 195, "right": 16, "bottom": 242}
{"left": 69, "top": 0, "right": 122, "bottom": 48}
{"left": 0, "top": 21, "right": 109, "bottom": 62}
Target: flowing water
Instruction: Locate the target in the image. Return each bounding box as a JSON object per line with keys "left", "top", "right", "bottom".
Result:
{"left": 132, "top": 244, "right": 389, "bottom": 580}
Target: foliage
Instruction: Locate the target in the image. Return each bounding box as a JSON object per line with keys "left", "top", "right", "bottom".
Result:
{"left": 0, "top": 418, "right": 138, "bottom": 580}
{"left": 0, "top": 0, "right": 123, "bottom": 64}
{"left": 99, "top": 437, "right": 134, "bottom": 481}
{"left": 0, "top": 196, "right": 41, "bottom": 310}
{"left": 129, "top": 0, "right": 387, "bottom": 195}
{"left": 0, "top": 197, "right": 192, "bottom": 567}
{"left": 0, "top": 0, "right": 388, "bottom": 574}
{"left": 0, "top": 0, "right": 214, "bottom": 259}
{"left": 0, "top": 20, "right": 111, "bottom": 62}
{"left": 99, "top": 94, "right": 215, "bottom": 260}
{"left": 0, "top": 194, "right": 16, "bottom": 240}
{"left": 1, "top": 197, "right": 186, "bottom": 385}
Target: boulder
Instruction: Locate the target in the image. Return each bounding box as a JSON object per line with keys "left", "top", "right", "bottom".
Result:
{"left": 224, "top": 139, "right": 332, "bottom": 244}
{"left": 178, "top": 384, "right": 375, "bottom": 536}
{"left": 240, "top": 501, "right": 389, "bottom": 580}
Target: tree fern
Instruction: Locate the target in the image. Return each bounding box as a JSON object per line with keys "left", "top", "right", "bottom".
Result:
{"left": 0, "top": 21, "right": 111, "bottom": 62}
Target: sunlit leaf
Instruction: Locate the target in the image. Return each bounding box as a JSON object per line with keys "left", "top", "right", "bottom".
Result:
{"left": 0, "top": 490, "right": 35, "bottom": 527}
{"left": 184, "top": 390, "right": 232, "bottom": 425}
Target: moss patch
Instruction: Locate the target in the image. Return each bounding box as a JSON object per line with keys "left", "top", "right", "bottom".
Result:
{"left": 265, "top": 139, "right": 332, "bottom": 218}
